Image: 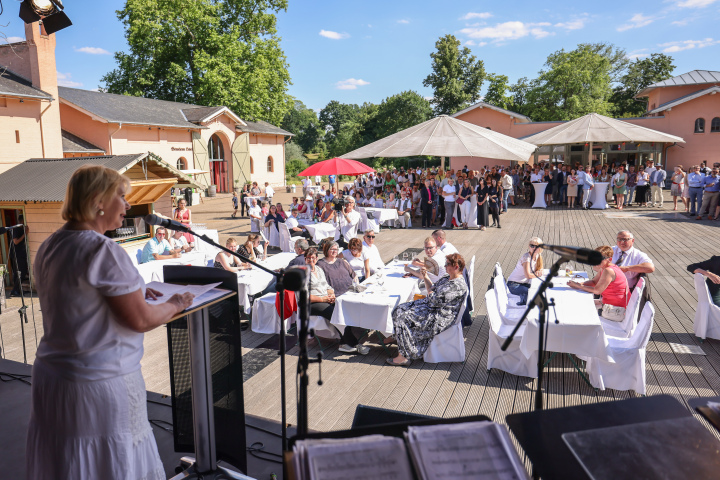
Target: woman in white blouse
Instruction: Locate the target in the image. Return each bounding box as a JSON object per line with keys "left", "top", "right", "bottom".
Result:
{"left": 27, "top": 165, "right": 194, "bottom": 479}
{"left": 342, "top": 237, "right": 371, "bottom": 281}
{"left": 506, "top": 237, "right": 544, "bottom": 306}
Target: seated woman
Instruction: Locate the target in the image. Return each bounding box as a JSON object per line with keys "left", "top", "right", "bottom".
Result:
{"left": 238, "top": 233, "right": 266, "bottom": 262}
{"left": 305, "top": 246, "right": 336, "bottom": 322}
{"left": 276, "top": 203, "right": 288, "bottom": 220}
{"left": 264, "top": 204, "right": 285, "bottom": 231}
{"left": 314, "top": 198, "right": 325, "bottom": 221}
{"left": 506, "top": 237, "right": 544, "bottom": 305}
{"left": 214, "top": 237, "right": 251, "bottom": 272}
{"left": 317, "top": 241, "right": 368, "bottom": 355}
{"left": 342, "top": 237, "right": 370, "bottom": 281}
{"left": 387, "top": 253, "right": 468, "bottom": 366}
{"left": 298, "top": 195, "right": 311, "bottom": 217}
{"left": 568, "top": 245, "right": 629, "bottom": 315}
{"left": 289, "top": 197, "right": 300, "bottom": 211}
{"left": 319, "top": 201, "right": 336, "bottom": 223}
{"left": 687, "top": 256, "right": 720, "bottom": 307}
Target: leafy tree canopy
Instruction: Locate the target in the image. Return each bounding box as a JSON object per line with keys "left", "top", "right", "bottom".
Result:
{"left": 423, "top": 34, "right": 486, "bottom": 115}
{"left": 483, "top": 74, "right": 514, "bottom": 111}
{"left": 610, "top": 53, "right": 675, "bottom": 118}
{"left": 371, "top": 91, "right": 433, "bottom": 141}
{"left": 281, "top": 99, "right": 324, "bottom": 152}
{"left": 101, "top": 0, "right": 292, "bottom": 125}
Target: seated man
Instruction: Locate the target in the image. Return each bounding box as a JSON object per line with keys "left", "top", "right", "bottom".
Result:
{"left": 285, "top": 208, "right": 313, "bottom": 240}
{"left": 432, "top": 229, "right": 458, "bottom": 255}
{"left": 395, "top": 191, "right": 413, "bottom": 228}
{"left": 141, "top": 227, "right": 180, "bottom": 263}
{"left": 288, "top": 238, "right": 310, "bottom": 267}
{"left": 405, "top": 237, "right": 447, "bottom": 285}
{"left": 248, "top": 198, "right": 262, "bottom": 232}
{"left": 612, "top": 230, "right": 655, "bottom": 290}
{"left": 170, "top": 229, "right": 193, "bottom": 253}
{"left": 362, "top": 229, "right": 384, "bottom": 274}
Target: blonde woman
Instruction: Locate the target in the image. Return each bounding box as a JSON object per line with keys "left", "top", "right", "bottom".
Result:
{"left": 671, "top": 165, "right": 687, "bottom": 211}
{"left": 506, "top": 237, "right": 544, "bottom": 305}
{"left": 214, "top": 237, "right": 251, "bottom": 272}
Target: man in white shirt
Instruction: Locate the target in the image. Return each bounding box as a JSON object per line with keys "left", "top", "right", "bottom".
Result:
{"left": 432, "top": 229, "right": 459, "bottom": 255}
{"left": 612, "top": 230, "right": 655, "bottom": 290}
{"left": 302, "top": 177, "right": 311, "bottom": 197}
{"left": 315, "top": 175, "right": 321, "bottom": 185}
{"left": 286, "top": 208, "right": 313, "bottom": 240}
{"left": 581, "top": 165, "right": 595, "bottom": 209}
{"left": 264, "top": 182, "right": 274, "bottom": 203}
{"left": 395, "top": 191, "right": 413, "bottom": 228}
{"left": 170, "top": 230, "right": 193, "bottom": 253}
{"left": 530, "top": 168, "right": 543, "bottom": 183}
{"left": 362, "top": 229, "right": 384, "bottom": 274}
{"left": 405, "top": 237, "right": 447, "bottom": 285}
{"left": 248, "top": 198, "right": 262, "bottom": 232}
{"left": 442, "top": 178, "right": 456, "bottom": 229}
{"left": 334, "top": 196, "right": 360, "bottom": 247}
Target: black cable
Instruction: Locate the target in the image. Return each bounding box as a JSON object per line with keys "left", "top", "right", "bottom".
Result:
{"left": 247, "top": 441, "right": 283, "bottom": 464}
{"left": 0, "top": 371, "right": 31, "bottom": 385}
{"left": 246, "top": 422, "right": 284, "bottom": 438}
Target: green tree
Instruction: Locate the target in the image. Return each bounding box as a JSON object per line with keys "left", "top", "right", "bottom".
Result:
{"left": 318, "top": 100, "right": 360, "bottom": 144}
{"left": 371, "top": 91, "right": 433, "bottom": 140}
{"left": 281, "top": 99, "right": 324, "bottom": 152}
{"left": 524, "top": 44, "right": 614, "bottom": 121}
{"left": 610, "top": 53, "right": 675, "bottom": 118}
{"left": 285, "top": 141, "right": 304, "bottom": 162}
{"left": 422, "top": 34, "right": 486, "bottom": 115}
{"left": 483, "top": 74, "right": 514, "bottom": 110}
{"left": 101, "top": 0, "right": 292, "bottom": 125}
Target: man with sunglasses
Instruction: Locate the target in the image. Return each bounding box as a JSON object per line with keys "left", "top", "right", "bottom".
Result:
{"left": 140, "top": 227, "right": 180, "bottom": 263}
{"left": 405, "top": 237, "right": 447, "bottom": 285}
{"left": 611, "top": 230, "right": 655, "bottom": 290}
{"left": 362, "top": 229, "right": 384, "bottom": 274}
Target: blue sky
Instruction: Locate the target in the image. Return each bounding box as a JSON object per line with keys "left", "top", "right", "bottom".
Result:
{"left": 1, "top": 0, "right": 719, "bottom": 112}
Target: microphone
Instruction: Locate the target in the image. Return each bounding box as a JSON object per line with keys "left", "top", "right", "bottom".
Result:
{"left": 284, "top": 266, "right": 309, "bottom": 291}
{"left": 143, "top": 214, "right": 189, "bottom": 232}
{"left": 540, "top": 244, "right": 604, "bottom": 266}
{"left": 0, "top": 224, "right": 24, "bottom": 235}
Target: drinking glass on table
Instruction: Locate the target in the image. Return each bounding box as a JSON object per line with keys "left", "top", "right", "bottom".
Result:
{"left": 394, "top": 255, "right": 399, "bottom": 263}
{"left": 403, "top": 252, "right": 408, "bottom": 262}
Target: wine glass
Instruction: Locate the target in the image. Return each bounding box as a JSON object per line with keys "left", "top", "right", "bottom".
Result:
{"left": 393, "top": 255, "right": 399, "bottom": 263}
{"left": 377, "top": 273, "right": 385, "bottom": 291}
{"left": 403, "top": 252, "right": 408, "bottom": 262}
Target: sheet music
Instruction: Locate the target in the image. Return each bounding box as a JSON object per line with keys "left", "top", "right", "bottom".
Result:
{"left": 406, "top": 422, "right": 528, "bottom": 480}
{"left": 145, "top": 281, "right": 229, "bottom": 311}
{"left": 295, "top": 436, "right": 413, "bottom": 480}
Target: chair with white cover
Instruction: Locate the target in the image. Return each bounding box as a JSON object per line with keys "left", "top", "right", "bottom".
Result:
{"left": 599, "top": 277, "right": 645, "bottom": 338}
{"left": 357, "top": 207, "right": 379, "bottom": 234}
{"left": 278, "top": 222, "right": 298, "bottom": 253}
{"left": 485, "top": 290, "right": 538, "bottom": 377}
{"left": 694, "top": 273, "right": 720, "bottom": 340}
{"left": 586, "top": 302, "right": 655, "bottom": 395}
{"left": 309, "top": 315, "right": 341, "bottom": 340}
{"left": 251, "top": 292, "right": 297, "bottom": 334}
{"left": 493, "top": 274, "right": 524, "bottom": 324}
{"left": 374, "top": 199, "right": 384, "bottom": 208}
{"left": 264, "top": 225, "right": 280, "bottom": 248}
{"left": 464, "top": 255, "right": 476, "bottom": 315}
{"left": 424, "top": 290, "right": 469, "bottom": 363}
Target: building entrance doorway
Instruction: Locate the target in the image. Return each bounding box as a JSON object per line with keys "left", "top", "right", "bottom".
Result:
{"left": 208, "top": 134, "right": 228, "bottom": 192}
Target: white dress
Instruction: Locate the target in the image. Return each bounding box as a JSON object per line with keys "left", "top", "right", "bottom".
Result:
{"left": 27, "top": 229, "right": 164, "bottom": 480}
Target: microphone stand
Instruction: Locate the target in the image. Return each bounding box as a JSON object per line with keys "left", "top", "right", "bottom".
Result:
{"left": 501, "top": 257, "right": 565, "bottom": 412}
{"left": 6, "top": 230, "right": 29, "bottom": 364}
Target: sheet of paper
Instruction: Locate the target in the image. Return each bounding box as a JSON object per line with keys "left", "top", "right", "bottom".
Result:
{"left": 407, "top": 421, "right": 528, "bottom": 480}
{"left": 145, "top": 281, "right": 223, "bottom": 304}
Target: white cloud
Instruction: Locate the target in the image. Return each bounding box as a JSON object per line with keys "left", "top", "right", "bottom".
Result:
{"left": 460, "top": 21, "right": 553, "bottom": 42}
{"left": 1, "top": 36, "right": 24, "bottom": 44}
{"left": 617, "top": 14, "right": 654, "bottom": 32}
{"left": 675, "top": 0, "right": 718, "bottom": 7}
{"left": 627, "top": 52, "right": 650, "bottom": 60}
{"left": 335, "top": 78, "right": 370, "bottom": 90}
{"left": 660, "top": 37, "right": 720, "bottom": 52}
{"left": 319, "top": 30, "right": 350, "bottom": 40}
{"left": 460, "top": 12, "right": 493, "bottom": 20}
{"left": 554, "top": 17, "right": 587, "bottom": 31}
{"left": 397, "top": 19, "right": 410, "bottom": 24}
{"left": 74, "top": 46, "right": 111, "bottom": 55}
{"left": 56, "top": 72, "right": 83, "bottom": 88}
{"left": 672, "top": 18, "right": 691, "bottom": 25}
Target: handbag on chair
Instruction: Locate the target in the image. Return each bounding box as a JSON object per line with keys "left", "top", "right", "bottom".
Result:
{"left": 601, "top": 303, "right": 626, "bottom": 322}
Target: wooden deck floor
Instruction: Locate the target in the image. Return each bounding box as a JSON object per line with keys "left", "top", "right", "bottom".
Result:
{"left": 2, "top": 191, "right": 720, "bottom": 444}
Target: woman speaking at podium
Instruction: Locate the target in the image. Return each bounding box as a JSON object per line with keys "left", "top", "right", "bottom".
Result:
{"left": 26, "top": 165, "right": 194, "bottom": 480}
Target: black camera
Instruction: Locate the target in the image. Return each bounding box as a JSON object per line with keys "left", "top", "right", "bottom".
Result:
{"left": 332, "top": 197, "right": 345, "bottom": 211}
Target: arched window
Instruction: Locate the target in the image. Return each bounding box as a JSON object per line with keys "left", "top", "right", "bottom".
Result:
{"left": 208, "top": 134, "right": 224, "bottom": 160}
{"left": 267, "top": 156, "right": 274, "bottom": 172}
{"left": 695, "top": 118, "right": 705, "bottom": 133}
{"left": 250, "top": 157, "right": 254, "bottom": 174}
{"left": 177, "top": 157, "right": 187, "bottom": 170}
{"left": 711, "top": 117, "right": 720, "bottom": 133}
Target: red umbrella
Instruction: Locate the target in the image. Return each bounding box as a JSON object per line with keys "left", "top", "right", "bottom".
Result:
{"left": 298, "top": 157, "right": 375, "bottom": 177}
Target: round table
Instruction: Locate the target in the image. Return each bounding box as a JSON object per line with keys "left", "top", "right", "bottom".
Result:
{"left": 532, "top": 183, "right": 548, "bottom": 208}
{"left": 590, "top": 182, "right": 610, "bottom": 209}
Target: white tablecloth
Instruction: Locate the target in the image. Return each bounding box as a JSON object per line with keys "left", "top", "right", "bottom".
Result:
{"left": 518, "top": 273, "right": 611, "bottom": 361}
{"left": 306, "top": 186, "right": 324, "bottom": 195}
{"left": 244, "top": 195, "right": 263, "bottom": 207}
{"left": 135, "top": 251, "right": 210, "bottom": 283}
{"left": 330, "top": 261, "right": 420, "bottom": 335}
{"left": 532, "top": 183, "right": 548, "bottom": 208}
{"left": 236, "top": 252, "right": 297, "bottom": 312}
{"left": 302, "top": 222, "right": 338, "bottom": 243}
{"left": 590, "top": 182, "right": 610, "bottom": 209}
{"left": 362, "top": 207, "right": 399, "bottom": 224}
{"left": 251, "top": 293, "right": 297, "bottom": 334}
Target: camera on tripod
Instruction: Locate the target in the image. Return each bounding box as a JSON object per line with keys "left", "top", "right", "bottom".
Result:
{"left": 332, "top": 197, "right": 345, "bottom": 211}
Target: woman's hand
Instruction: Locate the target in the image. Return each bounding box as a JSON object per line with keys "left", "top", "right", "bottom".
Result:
{"left": 534, "top": 269, "right": 543, "bottom": 277}
{"left": 169, "top": 292, "right": 194, "bottom": 313}
{"left": 145, "top": 288, "right": 163, "bottom": 300}
{"left": 706, "top": 271, "right": 720, "bottom": 284}
{"left": 567, "top": 281, "right": 581, "bottom": 290}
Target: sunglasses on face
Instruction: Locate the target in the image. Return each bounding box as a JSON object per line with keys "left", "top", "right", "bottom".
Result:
{"left": 529, "top": 244, "right": 539, "bottom": 248}
{"left": 617, "top": 238, "right": 632, "bottom": 242}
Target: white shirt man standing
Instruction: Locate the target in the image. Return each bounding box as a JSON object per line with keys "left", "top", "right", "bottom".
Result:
{"left": 264, "top": 182, "right": 274, "bottom": 203}
{"left": 612, "top": 230, "right": 655, "bottom": 289}
{"left": 248, "top": 199, "right": 262, "bottom": 233}
{"left": 442, "top": 178, "right": 456, "bottom": 229}
{"left": 432, "top": 229, "right": 459, "bottom": 255}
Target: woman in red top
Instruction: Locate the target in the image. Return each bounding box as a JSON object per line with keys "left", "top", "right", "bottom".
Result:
{"left": 173, "top": 198, "right": 195, "bottom": 246}
{"left": 567, "top": 245, "right": 629, "bottom": 309}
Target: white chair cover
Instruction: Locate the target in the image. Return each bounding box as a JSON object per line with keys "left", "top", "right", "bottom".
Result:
{"left": 493, "top": 274, "right": 524, "bottom": 325}
{"left": 486, "top": 290, "right": 538, "bottom": 378}
{"left": 587, "top": 303, "right": 655, "bottom": 395}
{"left": 374, "top": 199, "right": 384, "bottom": 208}
{"left": 694, "top": 273, "right": 720, "bottom": 340}
{"left": 309, "top": 315, "right": 340, "bottom": 340}
{"left": 357, "top": 207, "right": 380, "bottom": 234}
{"left": 464, "top": 255, "right": 476, "bottom": 315}
{"left": 278, "top": 222, "right": 298, "bottom": 253}
{"left": 251, "top": 292, "right": 297, "bottom": 334}
{"left": 424, "top": 290, "right": 468, "bottom": 363}
{"left": 263, "top": 225, "right": 280, "bottom": 248}
{"left": 599, "top": 277, "right": 644, "bottom": 338}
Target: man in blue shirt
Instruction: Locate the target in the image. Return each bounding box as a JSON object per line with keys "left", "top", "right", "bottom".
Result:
{"left": 648, "top": 165, "right": 667, "bottom": 207}
{"left": 687, "top": 165, "right": 706, "bottom": 216}
{"left": 328, "top": 174, "right": 336, "bottom": 189}
{"left": 141, "top": 227, "right": 179, "bottom": 263}
{"left": 697, "top": 167, "right": 720, "bottom": 220}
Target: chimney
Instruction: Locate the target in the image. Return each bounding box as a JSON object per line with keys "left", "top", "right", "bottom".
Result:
{"left": 24, "top": 21, "right": 63, "bottom": 158}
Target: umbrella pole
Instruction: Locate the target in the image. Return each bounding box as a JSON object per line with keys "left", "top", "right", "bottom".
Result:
{"left": 588, "top": 141, "right": 594, "bottom": 168}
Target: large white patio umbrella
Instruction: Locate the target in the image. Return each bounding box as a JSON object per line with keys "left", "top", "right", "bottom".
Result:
{"left": 341, "top": 114, "right": 537, "bottom": 163}
{"left": 521, "top": 113, "right": 684, "bottom": 145}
